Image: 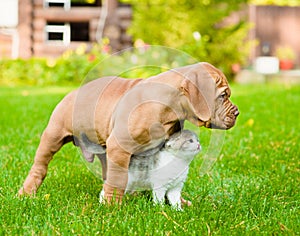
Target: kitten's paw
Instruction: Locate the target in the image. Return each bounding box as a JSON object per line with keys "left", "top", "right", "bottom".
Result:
{"left": 99, "top": 189, "right": 105, "bottom": 204}
{"left": 172, "top": 204, "right": 183, "bottom": 211}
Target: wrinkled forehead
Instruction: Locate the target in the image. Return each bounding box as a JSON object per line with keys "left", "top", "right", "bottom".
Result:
{"left": 209, "top": 70, "right": 231, "bottom": 96}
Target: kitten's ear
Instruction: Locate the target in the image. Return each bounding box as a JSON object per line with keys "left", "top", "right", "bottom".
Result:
{"left": 164, "top": 140, "right": 173, "bottom": 148}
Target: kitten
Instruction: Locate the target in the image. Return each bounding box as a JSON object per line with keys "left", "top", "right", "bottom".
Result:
{"left": 99, "top": 130, "right": 201, "bottom": 210}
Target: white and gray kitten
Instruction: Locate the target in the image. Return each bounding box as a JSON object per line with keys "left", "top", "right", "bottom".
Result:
{"left": 99, "top": 130, "right": 201, "bottom": 210}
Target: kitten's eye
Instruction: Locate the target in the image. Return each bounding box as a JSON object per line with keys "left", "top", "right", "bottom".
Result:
{"left": 189, "top": 139, "right": 193, "bottom": 143}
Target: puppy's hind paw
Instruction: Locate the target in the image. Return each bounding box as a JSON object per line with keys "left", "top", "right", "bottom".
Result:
{"left": 180, "top": 197, "right": 192, "bottom": 207}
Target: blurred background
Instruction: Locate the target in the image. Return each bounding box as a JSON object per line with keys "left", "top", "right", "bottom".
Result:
{"left": 0, "top": 0, "right": 299, "bottom": 85}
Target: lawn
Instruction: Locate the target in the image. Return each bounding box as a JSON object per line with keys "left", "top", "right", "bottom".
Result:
{"left": 0, "top": 83, "right": 299, "bottom": 235}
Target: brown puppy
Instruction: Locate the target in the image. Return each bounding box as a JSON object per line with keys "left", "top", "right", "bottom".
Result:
{"left": 18, "top": 62, "right": 239, "bottom": 203}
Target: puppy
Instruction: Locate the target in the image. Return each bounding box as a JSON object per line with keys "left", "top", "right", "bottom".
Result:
{"left": 18, "top": 63, "right": 239, "bottom": 203}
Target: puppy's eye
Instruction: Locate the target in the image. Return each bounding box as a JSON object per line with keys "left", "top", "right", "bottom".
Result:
{"left": 189, "top": 139, "right": 193, "bottom": 143}
{"left": 219, "top": 93, "right": 226, "bottom": 99}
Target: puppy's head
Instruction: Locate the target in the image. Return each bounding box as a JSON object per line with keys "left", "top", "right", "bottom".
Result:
{"left": 180, "top": 62, "right": 239, "bottom": 130}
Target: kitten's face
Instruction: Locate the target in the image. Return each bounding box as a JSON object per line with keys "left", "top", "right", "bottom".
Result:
{"left": 165, "top": 130, "right": 201, "bottom": 156}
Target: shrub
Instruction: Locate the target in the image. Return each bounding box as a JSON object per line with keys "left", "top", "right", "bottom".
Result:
{"left": 0, "top": 44, "right": 104, "bottom": 86}
{"left": 0, "top": 58, "right": 48, "bottom": 86}
{"left": 122, "top": 0, "right": 254, "bottom": 79}
{"left": 87, "top": 45, "right": 198, "bottom": 81}
{"left": 0, "top": 44, "right": 198, "bottom": 86}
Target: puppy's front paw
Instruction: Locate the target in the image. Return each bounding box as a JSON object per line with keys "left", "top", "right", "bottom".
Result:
{"left": 103, "top": 184, "right": 124, "bottom": 204}
{"left": 18, "top": 184, "right": 37, "bottom": 197}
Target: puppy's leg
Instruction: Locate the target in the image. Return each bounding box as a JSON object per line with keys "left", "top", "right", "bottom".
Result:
{"left": 18, "top": 122, "right": 71, "bottom": 196}
{"left": 18, "top": 92, "right": 75, "bottom": 196}
{"left": 103, "top": 135, "right": 131, "bottom": 204}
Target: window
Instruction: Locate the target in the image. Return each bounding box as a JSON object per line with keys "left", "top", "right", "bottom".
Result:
{"left": 45, "top": 22, "right": 70, "bottom": 45}
{"left": 45, "top": 0, "right": 101, "bottom": 8}
{"left": 70, "top": 22, "right": 89, "bottom": 41}
{"left": 45, "top": 21, "right": 90, "bottom": 44}
{"left": 71, "top": 0, "right": 101, "bottom": 7}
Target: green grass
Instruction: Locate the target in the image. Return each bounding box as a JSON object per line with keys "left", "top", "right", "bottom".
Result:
{"left": 0, "top": 84, "right": 299, "bottom": 235}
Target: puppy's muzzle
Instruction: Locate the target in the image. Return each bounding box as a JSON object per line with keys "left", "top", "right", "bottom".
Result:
{"left": 226, "top": 104, "right": 239, "bottom": 129}
{"left": 232, "top": 105, "right": 239, "bottom": 118}
{"left": 212, "top": 104, "right": 239, "bottom": 130}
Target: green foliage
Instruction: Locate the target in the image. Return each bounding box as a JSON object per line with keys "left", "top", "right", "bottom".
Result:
{"left": 0, "top": 44, "right": 104, "bottom": 86}
{"left": 0, "top": 45, "right": 198, "bottom": 86}
{"left": 0, "top": 84, "right": 299, "bottom": 234}
{"left": 86, "top": 46, "right": 198, "bottom": 81}
{"left": 123, "top": 0, "right": 254, "bottom": 78}
{"left": 275, "top": 46, "right": 297, "bottom": 60}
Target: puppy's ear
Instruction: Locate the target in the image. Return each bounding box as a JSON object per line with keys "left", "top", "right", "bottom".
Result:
{"left": 180, "top": 63, "right": 216, "bottom": 122}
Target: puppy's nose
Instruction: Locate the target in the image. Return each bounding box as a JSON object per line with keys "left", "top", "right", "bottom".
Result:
{"left": 234, "top": 106, "right": 239, "bottom": 117}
